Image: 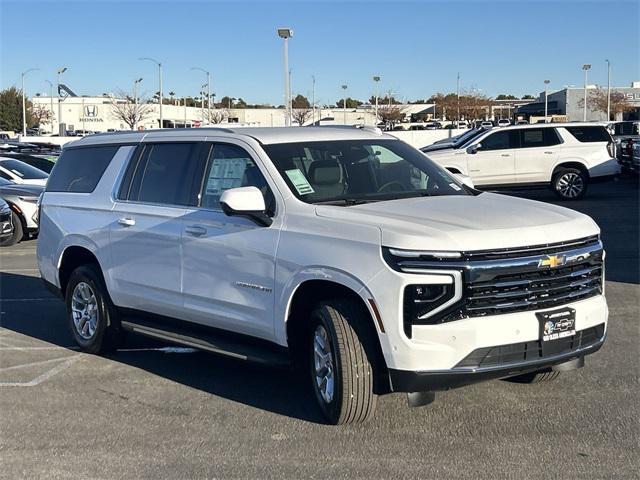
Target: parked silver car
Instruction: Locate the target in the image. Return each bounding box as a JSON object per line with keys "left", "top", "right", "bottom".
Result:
{"left": 0, "top": 177, "right": 43, "bottom": 246}
{"left": 0, "top": 198, "right": 13, "bottom": 244}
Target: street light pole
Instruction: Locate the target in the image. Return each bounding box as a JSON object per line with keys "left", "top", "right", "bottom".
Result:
{"left": 544, "top": 79, "right": 550, "bottom": 121}
{"left": 191, "top": 67, "right": 211, "bottom": 124}
{"left": 582, "top": 64, "right": 591, "bottom": 121}
{"left": 311, "top": 75, "right": 316, "bottom": 125}
{"left": 341, "top": 84, "right": 348, "bottom": 124}
{"left": 21, "top": 68, "right": 39, "bottom": 137}
{"left": 133, "top": 77, "right": 143, "bottom": 131}
{"left": 456, "top": 72, "right": 461, "bottom": 126}
{"left": 45, "top": 80, "right": 54, "bottom": 134}
{"left": 140, "top": 58, "right": 163, "bottom": 128}
{"left": 606, "top": 59, "right": 611, "bottom": 120}
{"left": 57, "top": 66, "right": 67, "bottom": 136}
{"left": 373, "top": 75, "right": 380, "bottom": 126}
{"left": 277, "top": 28, "right": 293, "bottom": 127}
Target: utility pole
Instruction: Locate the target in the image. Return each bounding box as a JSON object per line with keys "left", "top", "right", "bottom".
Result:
{"left": 20, "top": 68, "right": 39, "bottom": 137}
{"left": 606, "top": 59, "right": 611, "bottom": 120}
{"left": 341, "top": 84, "right": 348, "bottom": 124}
{"left": 582, "top": 64, "right": 591, "bottom": 121}
{"left": 56, "top": 66, "right": 67, "bottom": 136}
{"left": 133, "top": 77, "right": 143, "bottom": 130}
{"left": 191, "top": 67, "right": 211, "bottom": 124}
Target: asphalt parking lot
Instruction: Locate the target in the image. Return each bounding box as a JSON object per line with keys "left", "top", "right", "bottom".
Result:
{"left": 0, "top": 177, "right": 638, "bottom": 479}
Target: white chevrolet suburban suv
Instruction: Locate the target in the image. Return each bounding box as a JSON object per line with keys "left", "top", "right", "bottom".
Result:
{"left": 426, "top": 123, "right": 620, "bottom": 199}
{"left": 37, "top": 127, "right": 608, "bottom": 424}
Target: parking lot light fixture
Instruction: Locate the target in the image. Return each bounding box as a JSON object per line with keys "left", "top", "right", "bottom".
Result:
{"left": 133, "top": 77, "right": 143, "bottom": 130}
{"left": 140, "top": 58, "right": 163, "bottom": 128}
{"left": 277, "top": 28, "right": 293, "bottom": 126}
{"left": 341, "top": 84, "right": 348, "bottom": 124}
{"left": 45, "top": 80, "right": 54, "bottom": 134}
{"left": 191, "top": 67, "right": 211, "bottom": 124}
{"left": 21, "top": 68, "right": 40, "bottom": 137}
{"left": 544, "top": 79, "right": 550, "bottom": 120}
{"left": 57, "top": 67, "right": 67, "bottom": 136}
{"left": 373, "top": 76, "right": 380, "bottom": 126}
{"left": 582, "top": 64, "right": 591, "bottom": 121}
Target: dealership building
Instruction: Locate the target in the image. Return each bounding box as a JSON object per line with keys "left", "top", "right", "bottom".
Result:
{"left": 515, "top": 81, "right": 640, "bottom": 122}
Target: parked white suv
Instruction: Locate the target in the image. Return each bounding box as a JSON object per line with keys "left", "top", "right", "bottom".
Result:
{"left": 37, "top": 127, "right": 608, "bottom": 424}
{"left": 426, "top": 123, "right": 619, "bottom": 199}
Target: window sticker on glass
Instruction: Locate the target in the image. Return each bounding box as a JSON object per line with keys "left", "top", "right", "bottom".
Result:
{"left": 205, "top": 158, "right": 247, "bottom": 195}
{"left": 285, "top": 168, "right": 315, "bottom": 195}
{"left": 449, "top": 183, "right": 462, "bottom": 191}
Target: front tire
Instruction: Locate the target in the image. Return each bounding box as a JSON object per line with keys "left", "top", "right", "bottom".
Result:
{"left": 552, "top": 168, "right": 588, "bottom": 200}
{"left": 65, "top": 264, "right": 124, "bottom": 354}
{"left": 0, "top": 212, "right": 24, "bottom": 247}
{"left": 308, "top": 300, "right": 377, "bottom": 425}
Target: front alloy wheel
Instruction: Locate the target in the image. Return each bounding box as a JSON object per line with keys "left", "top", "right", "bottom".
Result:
{"left": 553, "top": 168, "right": 587, "bottom": 200}
{"left": 313, "top": 325, "right": 335, "bottom": 405}
{"left": 71, "top": 282, "right": 99, "bottom": 340}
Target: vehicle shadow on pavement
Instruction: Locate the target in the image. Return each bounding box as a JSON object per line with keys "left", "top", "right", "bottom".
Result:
{"left": 0, "top": 272, "right": 326, "bottom": 423}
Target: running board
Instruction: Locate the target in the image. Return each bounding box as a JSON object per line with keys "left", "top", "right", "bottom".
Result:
{"left": 120, "top": 317, "right": 290, "bottom": 368}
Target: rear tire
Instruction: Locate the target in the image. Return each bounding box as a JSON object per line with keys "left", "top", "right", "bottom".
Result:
{"left": 552, "top": 168, "right": 588, "bottom": 200}
{"left": 504, "top": 370, "right": 561, "bottom": 384}
{"left": 65, "top": 264, "right": 124, "bottom": 354}
{"left": 0, "top": 212, "right": 24, "bottom": 247}
{"left": 308, "top": 300, "right": 378, "bottom": 425}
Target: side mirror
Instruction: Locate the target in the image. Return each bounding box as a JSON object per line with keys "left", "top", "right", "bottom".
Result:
{"left": 467, "top": 143, "right": 481, "bottom": 154}
{"left": 219, "top": 186, "right": 272, "bottom": 227}
{"left": 453, "top": 173, "right": 475, "bottom": 189}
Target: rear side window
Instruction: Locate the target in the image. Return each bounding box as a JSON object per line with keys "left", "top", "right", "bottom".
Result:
{"left": 520, "top": 128, "right": 562, "bottom": 148}
{"left": 564, "top": 126, "right": 611, "bottom": 143}
{"left": 46, "top": 146, "right": 119, "bottom": 192}
{"left": 480, "top": 130, "right": 518, "bottom": 151}
{"left": 126, "top": 143, "right": 202, "bottom": 206}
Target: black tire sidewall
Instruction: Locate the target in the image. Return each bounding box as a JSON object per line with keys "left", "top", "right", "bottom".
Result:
{"left": 0, "top": 211, "right": 24, "bottom": 247}
{"left": 552, "top": 168, "right": 587, "bottom": 200}
{"left": 308, "top": 306, "right": 344, "bottom": 423}
{"left": 65, "top": 265, "right": 113, "bottom": 353}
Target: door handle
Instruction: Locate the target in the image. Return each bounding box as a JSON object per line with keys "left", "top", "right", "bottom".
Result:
{"left": 117, "top": 217, "right": 135, "bottom": 227}
{"left": 501, "top": 153, "right": 511, "bottom": 157}
{"left": 185, "top": 225, "right": 207, "bottom": 236}
{"left": 544, "top": 151, "right": 554, "bottom": 154}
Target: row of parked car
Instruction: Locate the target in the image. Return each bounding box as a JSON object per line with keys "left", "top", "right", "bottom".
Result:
{"left": 0, "top": 142, "right": 59, "bottom": 246}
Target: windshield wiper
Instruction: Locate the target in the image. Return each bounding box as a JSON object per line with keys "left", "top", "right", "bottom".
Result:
{"left": 312, "top": 197, "right": 380, "bottom": 206}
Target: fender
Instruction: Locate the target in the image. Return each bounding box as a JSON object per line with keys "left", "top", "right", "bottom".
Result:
{"left": 274, "top": 265, "right": 384, "bottom": 346}
{"left": 552, "top": 158, "right": 590, "bottom": 177}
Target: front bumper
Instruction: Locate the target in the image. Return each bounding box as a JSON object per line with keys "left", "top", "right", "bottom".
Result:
{"left": 389, "top": 326, "right": 605, "bottom": 392}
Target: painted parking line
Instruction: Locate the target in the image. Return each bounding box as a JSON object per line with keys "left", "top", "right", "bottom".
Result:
{"left": 0, "top": 356, "right": 79, "bottom": 387}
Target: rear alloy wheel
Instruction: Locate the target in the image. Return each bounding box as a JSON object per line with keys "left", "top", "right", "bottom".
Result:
{"left": 552, "top": 168, "right": 587, "bottom": 200}
{"left": 308, "top": 300, "right": 377, "bottom": 425}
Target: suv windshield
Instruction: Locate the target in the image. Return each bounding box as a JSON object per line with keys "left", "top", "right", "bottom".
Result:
{"left": 263, "top": 139, "right": 471, "bottom": 205}
{"left": 0, "top": 159, "right": 48, "bottom": 179}
{"left": 454, "top": 128, "right": 487, "bottom": 148}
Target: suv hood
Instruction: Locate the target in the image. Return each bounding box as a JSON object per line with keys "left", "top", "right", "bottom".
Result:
{"left": 315, "top": 193, "right": 599, "bottom": 252}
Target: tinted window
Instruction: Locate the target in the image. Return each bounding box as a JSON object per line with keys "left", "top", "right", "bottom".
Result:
{"left": 520, "top": 128, "right": 562, "bottom": 148}
{"left": 613, "top": 122, "right": 639, "bottom": 136}
{"left": 479, "top": 130, "right": 518, "bottom": 151}
{"left": 1, "top": 159, "right": 49, "bottom": 180}
{"left": 564, "top": 126, "right": 611, "bottom": 143}
{"left": 128, "top": 143, "right": 201, "bottom": 206}
{"left": 200, "top": 144, "right": 274, "bottom": 212}
{"left": 46, "top": 146, "right": 117, "bottom": 193}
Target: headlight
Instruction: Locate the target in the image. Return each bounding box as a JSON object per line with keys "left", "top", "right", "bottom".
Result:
{"left": 403, "top": 282, "right": 457, "bottom": 337}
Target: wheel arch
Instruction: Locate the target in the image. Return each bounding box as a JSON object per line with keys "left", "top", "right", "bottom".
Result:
{"left": 57, "top": 242, "right": 105, "bottom": 296}
{"left": 552, "top": 160, "right": 590, "bottom": 179}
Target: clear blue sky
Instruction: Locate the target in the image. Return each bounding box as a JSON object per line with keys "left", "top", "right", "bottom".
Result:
{"left": 1, "top": 0, "right": 638, "bottom": 105}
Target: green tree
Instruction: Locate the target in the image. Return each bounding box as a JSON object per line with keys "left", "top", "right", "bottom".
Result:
{"left": 496, "top": 94, "right": 518, "bottom": 100}
{"left": 335, "top": 97, "right": 362, "bottom": 108}
{"left": 521, "top": 94, "right": 535, "bottom": 99}
{"left": 292, "top": 94, "right": 311, "bottom": 109}
{"left": 0, "top": 87, "right": 33, "bottom": 131}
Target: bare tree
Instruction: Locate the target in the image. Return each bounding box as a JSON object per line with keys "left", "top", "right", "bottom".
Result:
{"left": 578, "top": 86, "right": 635, "bottom": 119}
{"left": 292, "top": 108, "right": 313, "bottom": 126}
{"left": 201, "top": 108, "right": 229, "bottom": 124}
{"left": 108, "top": 90, "right": 154, "bottom": 130}
{"left": 29, "top": 104, "right": 53, "bottom": 129}
{"left": 377, "top": 104, "right": 406, "bottom": 127}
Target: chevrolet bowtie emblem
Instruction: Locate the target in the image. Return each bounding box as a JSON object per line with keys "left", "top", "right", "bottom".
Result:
{"left": 538, "top": 254, "right": 566, "bottom": 268}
